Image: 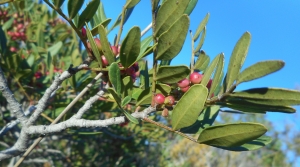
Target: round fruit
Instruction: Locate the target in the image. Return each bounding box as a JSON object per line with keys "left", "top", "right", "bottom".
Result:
{"left": 94, "top": 38, "right": 102, "bottom": 51}
{"left": 154, "top": 93, "right": 165, "bottom": 105}
{"left": 180, "top": 86, "right": 190, "bottom": 92}
{"left": 81, "top": 27, "right": 87, "bottom": 38}
{"left": 177, "top": 78, "right": 190, "bottom": 88}
{"left": 164, "top": 96, "right": 175, "bottom": 106}
{"left": 111, "top": 45, "right": 118, "bottom": 56}
{"left": 101, "top": 56, "right": 109, "bottom": 67}
{"left": 161, "top": 108, "right": 169, "bottom": 117}
{"left": 190, "top": 72, "right": 203, "bottom": 84}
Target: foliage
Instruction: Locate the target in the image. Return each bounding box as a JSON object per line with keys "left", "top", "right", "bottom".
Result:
{"left": 0, "top": 0, "right": 299, "bottom": 166}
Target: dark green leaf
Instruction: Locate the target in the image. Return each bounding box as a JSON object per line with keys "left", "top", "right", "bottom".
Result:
{"left": 86, "top": 24, "right": 102, "bottom": 68}
{"left": 46, "top": 52, "right": 52, "bottom": 70}
{"left": 197, "top": 122, "right": 267, "bottom": 147}
{"left": 109, "top": 62, "right": 122, "bottom": 95}
{"left": 172, "top": 84, "right": 208, "bottom": 130}
{"left": 2, "top": 17, "right": 13, "bottom": 31}
{"left": 209, "top": 53, "right": 224, "bottom": 97}
{"left": 136, "top": 36, "right": 152, "bottom": 61}
{"left": 184, "top": 0, "right": 198, "bottom": 15}
{"left": 77, "top": 0, "right": 100, "bottom": 28}
{"left": 0, "top": 26, "right": 7, "bottom": 54}
{"left": 123, "top": 110, "right": 139, "bottom": 124}
{"left": 91, "top": 19, "right": 112, "bottom": 36}
{"left": 139, "top": 61, "right": 149, "bottom": 89}
{"left": 122, "top": 76, "right": 133, "bottom": 97}
{"left": 154, "top": 0, "right": 190, "bottom": 37}
{"left": 194, "top": 50, "right": 210, "bottom": 71}
{"left": 107, "top": 88, "right": 121, "bottom": 103}
{"left": 98, "top": 25, "right": 115, "bottom": 64}
{"left": 225, "top": 32, "right": 251, "bottom": 92}
{"left": 120, "top": 26, "right": 141, "bottom": 68}
{"left": 237, "top": 60, "right": 285, "bottom": 84}
{"left": 52, "top": 0, "right": 65, "bottom": 8}
{"left": 67, "top": 0, "right": 84, "bottom": 19}
{"left": 156, "top": 14, "right": 190, "bottom": 60}
{"left": 193, "top": 13, "right": 209, "bottom": 41}
{"left": 215, "top": 136, "right": 272, "bottom": 151}
{"left": 201, "top": 53, "right": 222, "bottom": 86}
{"left": 180, "top": 105, "right": 220, "bottom": 134}
{"left": 15, "top": 69, "right": 32, "bottom": 81}
{"left": 155, "top": 65, "right": 190, "bottom": 84}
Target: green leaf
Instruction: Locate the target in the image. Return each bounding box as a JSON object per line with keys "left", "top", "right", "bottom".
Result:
{"left": 98, "top": 1, "right": 107, "bottom": 23}
{"left": 2, "top": 17, "right": 13, "bottom": 31}
{"left": 225, "top": 32, "right": 251, "bottom": 92}
{"left": 154, "top": 0, "right": 190, "bottom": 37}
{"left": 156, "top": 14, "right": 190, "bottom": 60}
{"left": 125, "top": 0, "right": 140, "bottom": 9}
{"left": 67, "top": 0, "right": 84, "bottom": 19}
{"left": 184, "top": 0, "right": 198, "bottom": 15}
{"left": 194, "top": 50, "right": 210, "bottom": 71}
{"left": 91, "top": 19, "right": 112, "bottom": 36}
{"left": 172, "top": 84, "right": 208, "bottom": 130}
{"left": 46, "top": 52, "right": 52, "bottom": 70}
{"left": 218, "top": 100, "right": 295, "bottom": 113}
{"left": 14, "top": 69, "right": 32, "bottom": 81}
{"left": 47, "top": 41, "right": 62, "bottom": 57}
{"left": 121, "top": 96, "right": 132, "bottom": 107}
{"left": 197, "top": 122, "right": 267, "bottom": 147}
{"left": 123, "top": 110, "right": 139, "bottom": 124}
{"left": 201, "top": 53, "right": 222, "bottom": 86}
{"left": 77, "top": 0, "right": 100, "bottom": 29}
{"left": 86, "top": 24, "right": 102, "bottom": 68}
{"left": 152, "top": 0, "right": 160, "bottom": 11}
{"left": 155, "top": 65, "right": 190, "bottom": 84}
{"left": 209, "top": 53, "right": 224, "bottom": 97}
{"left": 120, "top": 26, "right": 141, "bottom": 68}
{"left": 194, "top": 26, "right": 206, "bottom": 52}
{"left": 98, "top": 25, "right": 115, "bottom": 64}
{"left": 109, "top": 62, "right": 122, "bottom": 95}
{"left": 180, "top": 105, "right": 220, "bottom": 134}
{"left": 122, "top": 76, "right": 133, "bottom": 97}
{"left": 52, "top": 0, "right": 65, "bottom": 8}
{"left": 107, "top": 88, "right": 121, "bottom": 103}
{"left": 136, "top": 36, "right": 152, "bottom": 62}
{"left": 193, "top": 13, "right": 209, "bottom": 42}
{"left": 139, "top": 61, "right": 149, "bottom": 89}
{"left": 0, "top": 26, "right": 7, "bottom": 54}
{"left": 237, "top": 60, "right": 285, "bottom": 84}
{"left": 215, "top": 136, "right": 272, "bottom": 151}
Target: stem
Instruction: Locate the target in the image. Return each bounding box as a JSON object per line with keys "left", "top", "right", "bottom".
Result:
{"left": 114, "top": 6, "right": 126, "bottom": 46}
{"left": 190, "top": 30, "right": 195, "bottom": 73}
{"left": 13, "top": 73, "right": 103, "bottom": 167}
{"left": 143, "top": 117, "right": 197, "bottom": 143}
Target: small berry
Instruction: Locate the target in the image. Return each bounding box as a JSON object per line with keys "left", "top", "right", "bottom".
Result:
{"left": 177, "top": 78, "right": 190, "bottom": 88}
{"left": 161, "top": 108, "right": 169, "bottom": 117}
{"left": 34, "top": 71, "right": 43, "bottom": 79}
{"left": 101, "top": 56, "right": 109, "bottom": 67}
{"left": 81, "top": 27, "right": 87, "bottom": 38}
{"left": 180, "top": 86, "right": 190, "bottom": 92}
{"left": 132, "top": 62, "right": 139, "bottom": 72}
{"left": 190, "top": 72, "right": 203, "bottom": 84}
{"left": 111, "top": 45, "right": 118, "bottom": 56}
{"left": 9, "top": 47, "right": 17, "bottom": 52}
{"left": 207, "top": 79, "right": 213, "bottom": 89}
{"left": 154, "top": 93, "right": 165, "bottom": 105}
{"left": 164, "top": 96, "right": 175, "bottom": 106}
{"left": 94, "top": 38, "right": 102, "bottom": 51}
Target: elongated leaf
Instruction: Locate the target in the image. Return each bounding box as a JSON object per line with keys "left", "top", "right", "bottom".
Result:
{"left": 218, "top": 101, "right": 295, "bottom": 113}
{"left": 91, "top": 19, "right": 112, "bottom": 36}
{"left": 98, "top": 1, "right": 107, "bottom": 22}
{"left": 0, "top": 26, "right": 7, "bottom": 54}
{"left": 78, "top": 0, "right": 100, "bottom": 29}
{"left": 122, "top": 76, "right": 134, "bottom": 97}
{"left": 184, "top": 0, "right": 198, "bottom": 15}
{"left": 154, "top": 0, "right": 190, "bottom": 37}
{"left": 15, "top": 69, "right": 32, "bottom": 81}
{"left": 121, "top": 96, "right": 132, "bottom": 107}
{"left": 137, "top": 36, "right": 152, "bottom": 61}
{"left": 197, "top": 122, "right": 267, "bottom": 147}
{"left": 126, "top": 0, "right": 140, "bottom": 8}
{"left": 67, "top": 0, "right": 84, "bottom": 19}
{"left": 98, "top": 25, "right": 115, "bottom": 64}
{"left": 123, "top": 110, "right": 139, "bottom": 124}
{"left": 120, "top": 26, "right": 141, "bottom": 68}
{"left": 201, "top": 53, "right": 221, "bottom": 86}
{"left": 194, "top": 26, "right": 206, "bottom": 52}
{"left": 2, "top": 17, "right": 13, "bottom": 31}
{"left": 229, "top": 88, "right": 300, "bottom": 106}
{"left": 209, "top": 53, "right": 224, "bottom": 97}
{"left": 193, "top": 13, "right": 209, "bottom": 41}
{"left": 156, "top": 14, "right": 190, "bottom": 60}
{"left": 194, "top": 50, "right": 210, "bottom": 71}
{"left": 139, "top": 61, "right": 149, "bottom": 89}
{"left": 109, "top": 62, "right": 122, "bottom": 95}
{"left": 47, "top": 41, "right": 62, "bottom": 57}
{"left": 86, "top": 24, "right": 102, "bottom": 67}
{"left": 108, "top": 88, "right": 121, "bottom": 103}
{"left": 155, "top": 65, "right": 190, "bottom": 84}
{"left": 215, "top": 136, "right": 272, "bottom": 151}
{"left": 52, "top": 0, "right": 65, "bottom": 8}
{"left": 225, "top": 32, "right": 251, "bottom": 92}
{"left": 237, "top": 60, "right": 285, "bottom": 84}
{"left": 172, "top": 84, "right": 208, "bottom": 130}
{"left": 180, "top": 105, "right": 220, "bottom": 134}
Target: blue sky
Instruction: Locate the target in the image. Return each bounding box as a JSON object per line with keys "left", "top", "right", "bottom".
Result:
{"left": 79, "top": 0, "right": 300, "bottom": 163}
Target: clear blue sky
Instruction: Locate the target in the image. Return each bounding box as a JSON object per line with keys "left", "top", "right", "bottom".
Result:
{"left": 80, "top": 0, "right": 300, "bottom": 164}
